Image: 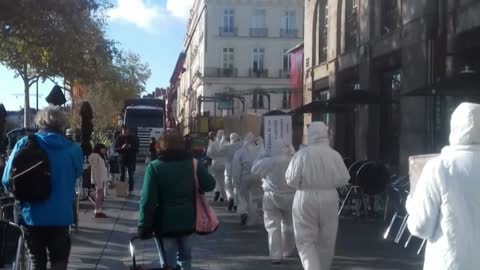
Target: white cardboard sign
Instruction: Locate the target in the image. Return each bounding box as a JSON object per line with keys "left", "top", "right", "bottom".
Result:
{"left": 263, "top": 115, "right": 292, "bottom": 155}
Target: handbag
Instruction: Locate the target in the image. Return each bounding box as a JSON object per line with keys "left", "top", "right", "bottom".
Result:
{"left": 192, "top": 159, "right": 219, "bottom": 235}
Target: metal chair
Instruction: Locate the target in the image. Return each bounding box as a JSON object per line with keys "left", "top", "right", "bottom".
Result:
{"left": 0, "top": 220, "right": 29, "bottom": 270}
{"left": 383, "top": 176, "right": 409, "bottom": 221}
{"left": 338, "top": 160, "right": 368, "bottom": 216}
{"left": 383, "top": 184, "right": 409, "bottom": 240}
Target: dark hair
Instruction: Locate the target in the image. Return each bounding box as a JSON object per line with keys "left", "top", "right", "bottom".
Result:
{"left": 158, "top": 131, "right": 186, "bottom": 154}
{"left": 93, "top": 143, "right": 107, "bottom": 159}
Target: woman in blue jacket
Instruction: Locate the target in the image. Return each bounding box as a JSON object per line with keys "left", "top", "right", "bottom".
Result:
{"left": 2, "top": 106, "right": 83, "bottom": 270}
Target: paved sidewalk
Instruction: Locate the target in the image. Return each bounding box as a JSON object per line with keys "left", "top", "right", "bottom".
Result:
{"left": 69, "top": 165, "right": 423, "bottom": 269}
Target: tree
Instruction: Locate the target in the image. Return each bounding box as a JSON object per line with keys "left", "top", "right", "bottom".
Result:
{"left": 69, "top": 50, "right": 151, "bottom": 133}
{"left": 0, "top": 0, "right": 114, "bottom": 127}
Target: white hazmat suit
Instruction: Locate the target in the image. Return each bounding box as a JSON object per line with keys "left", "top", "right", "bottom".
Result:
{"left": 231, "top": 132, "right": 263, "bottom": 225}
{"left": 207, "top": 130, "right": 227, "bottom": 201}
{"left": 406, "top": 102, "right": 480, "bottom": 270}
{"left": 285, "top": 122, "right": 349, "bottom": 270}
{"left": 221, "top": 133, "right": 243, "bottom": 210}
{"left": 252, "top": 142, "right": 296, "bottom": 261}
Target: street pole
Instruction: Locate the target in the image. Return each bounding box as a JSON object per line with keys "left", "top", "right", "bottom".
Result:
{"left": 36, "top": 79, "right": 39, "bottom": 111}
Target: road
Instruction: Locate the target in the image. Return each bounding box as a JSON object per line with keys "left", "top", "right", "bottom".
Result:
{"left": 68, "top": 165, "right": 423, "bottom": 270}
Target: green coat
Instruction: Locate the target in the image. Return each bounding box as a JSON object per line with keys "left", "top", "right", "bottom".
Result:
{"left": 138, "top": 155, "right": 216, "bottom": 236}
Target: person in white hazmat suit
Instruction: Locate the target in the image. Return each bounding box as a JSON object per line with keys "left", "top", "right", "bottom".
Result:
{"left": 251, "top": 142, "right": 296, "bottom": 264}
{"left": 231, "top": 132, "right": 263, "bottom": 225}
{"left": 406, "top": 102, "right": 480, "bottom": 270}
{"left": 207, "top": 130, "right": 227, "bottom": 202}
{"left": 285, "top": 122, "right": 350, "bottom": 270}
{"left": 221, "top": 133, "right": 243, "bottom": 211}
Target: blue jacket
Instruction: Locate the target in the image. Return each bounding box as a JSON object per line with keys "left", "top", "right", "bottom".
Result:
{"left": 2, "top": 131, "right": 83, "bottom": 226}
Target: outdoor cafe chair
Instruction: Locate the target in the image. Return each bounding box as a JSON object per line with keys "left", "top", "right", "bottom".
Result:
{"left": 383, "top": 183, "right": 409, "bottom": 241}
{"left": 338, "top": 160, "right": 369, "bottom": 216}
{"left": 0, "top": 220, "right": 29, "bottom": 270}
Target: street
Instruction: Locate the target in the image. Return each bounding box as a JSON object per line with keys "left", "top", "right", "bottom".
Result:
{"left": 68, "top": 165, "right": 422, "bottom": 270}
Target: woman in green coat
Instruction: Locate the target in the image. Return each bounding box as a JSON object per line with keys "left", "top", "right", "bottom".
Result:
{"left": 138, "top": 132, "right": 216, "bottom": 270}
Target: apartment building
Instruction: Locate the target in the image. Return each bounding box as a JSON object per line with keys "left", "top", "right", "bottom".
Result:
{"left": 172, "top": 0, "right": 303, "bottom": 134}
{"left": 303, "top": 0, "right": 480, "bottom": 173}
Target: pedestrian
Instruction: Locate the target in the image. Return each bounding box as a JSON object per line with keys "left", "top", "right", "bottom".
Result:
{"left": 89, "top": 143, "right": 109, "bottom": 218}
{"left": 206, "top": 130, "right": 227, "bottom": 202}
{"left": 285, "top": 122, "right": 350, "bottom": 270}
{"left": 406, "top": 102, "right": 480, "bottom": 270}
{"left": 149, "top": 137, "right": 158, "bottom": 161}
{"left": 2, "top": 106, "right": 83, "bottom": 270}
{"left": 252, "top": 142, "right": 297, "bottom": 264}
{"left": 231, "top": 132, "right": 263, "bottom": 226}
{"left": 137, "top": 131, "right": 215, "bottom": 270}
{"left": 114, "top": 126, "right": 139, "bottom": 192}
{"left": 221, "top": 133, "right": 243, "bottom": 211}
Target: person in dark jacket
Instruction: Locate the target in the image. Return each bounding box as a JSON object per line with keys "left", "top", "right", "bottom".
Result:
{"left": 138, "top": 131, "right": 215, "bottom": 270}
{"left": 114, "top": 126, "right": 139, "bottom": 191}
{"left": 149, "top": 137, "right": 157, "bottom": 161}
{"left": 2, "top": 106, "right": 83, "bottom": 270}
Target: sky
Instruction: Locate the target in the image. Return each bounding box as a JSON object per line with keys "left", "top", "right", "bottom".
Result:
{"left": 0, "top": 0, "right": 193, "bottom": 111}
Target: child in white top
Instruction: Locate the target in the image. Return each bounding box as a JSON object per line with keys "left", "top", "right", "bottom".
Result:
{"left": 88, "top": 144, "right": 109, "bottom": 218}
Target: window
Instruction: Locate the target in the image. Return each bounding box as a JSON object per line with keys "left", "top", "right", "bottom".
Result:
{"left": 382, "top": 0, "right": 400, "bottom": 34}
{"left": 318, "top": 1, "right": 328, "bottom": 63}
{"left": 282, "top": 92, "right": 290, "bottom": 109}
{"left": 282, "top": 11, "right": 296, "bottom": 32}
{"left": 252, "top": 9, "right": 266, "bottom": 29}
{"left": 253, "top": 48, "right": 265, "bottom": 71}
{"left": 253, "top": 93, "right": 264, "bottom": 108}
{"left": 222, "top": 48, "right": 234, "bottom": 69}
{"left": 345, "top": 0, "right": 358, "bottom": 51}
{"left": 283, "top": 49, "right": 291, "bottom": 72}
{"left": 222, "top": 9, "right": 235, "bottom": 33}
{"left": 313, "top": 90, "right": 330, "bottom": 124}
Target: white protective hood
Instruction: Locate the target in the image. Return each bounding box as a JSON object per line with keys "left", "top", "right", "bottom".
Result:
{"left": 449, "top": 102, "right": 480, "bottom": 146}
{"left": 406, "top": 102, "right": 480, "bottom": 270}
{"left": 307, "top": 122, "right": 330, "bottom": 145}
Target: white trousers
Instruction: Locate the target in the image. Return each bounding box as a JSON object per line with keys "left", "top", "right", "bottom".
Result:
{"left": 293, "top": 190, "right": 339, "bottom": 270}
{"left": 236, "top": 177, "right": 261, "bottom": 219}
{"left": 263, "top": 191, "right": 296, "bottom": 260}
{"left": 211, "top": 167, "right": 226, "bottom": 199}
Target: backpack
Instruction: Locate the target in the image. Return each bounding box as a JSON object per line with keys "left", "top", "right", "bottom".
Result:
{"left": 8, "top": 135, "right": 52, "bottom": 201}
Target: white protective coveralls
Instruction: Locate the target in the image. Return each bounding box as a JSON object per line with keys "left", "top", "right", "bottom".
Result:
{"left": 231, "top": 132, "right": 263, "bottom": 223}
{"left": 406, "top": 102, "right": 480, "bottom": 270}
{"left": 221, "top": 133, "right": 243, "bottom": 205}
{"left": 207, "top": 130, "right": 227, "bottom": 200}
{"left": 251, "top": 142, "right": 296, "bottom": 261}
{"left": 285, "top": 122, "right": 350, "bottom": 270}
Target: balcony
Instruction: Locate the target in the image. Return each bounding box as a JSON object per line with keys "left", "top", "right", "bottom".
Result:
{"left": 249, "top": 28, "right": 268, "bottom": 38}
{"left": 279, "top": 69, "right": 290, "bottom": 79}
{"left": 204, "top": 67, "right": 238, "bottom": 78}
{"left": 219, "top": 27, "right": 238, "bottom": 37}
{"left": 280, "top": 29, "right": 298, "bottom": 38}
{"left": 249, "top": 69, "right": 269, "bottom": 78}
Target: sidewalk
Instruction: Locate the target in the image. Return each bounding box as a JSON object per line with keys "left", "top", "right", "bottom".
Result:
{"left": 69, "top": 164, "right": 422, "bottom": 269}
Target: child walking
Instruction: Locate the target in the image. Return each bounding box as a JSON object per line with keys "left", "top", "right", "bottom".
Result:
{"left": 89, "top": 143, "right": 109, "bottom": 218}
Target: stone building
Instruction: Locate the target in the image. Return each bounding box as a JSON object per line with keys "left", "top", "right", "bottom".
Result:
{"left": 303, "top": 0, "right": 480, "bottom": 173}
{"left": 174, "top": 0, "right": 304, "bottom": 135}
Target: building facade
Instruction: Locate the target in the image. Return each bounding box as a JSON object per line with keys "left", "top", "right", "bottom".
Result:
{"left": 175, "top": 0, "right": 304, "bottom": 134}
{"left": 303, "top": 0, "right": 480, "bottom": 173}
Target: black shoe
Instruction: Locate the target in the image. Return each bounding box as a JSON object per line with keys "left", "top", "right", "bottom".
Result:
{"left": 240, "top": 214, "right": 248, "bottom": 226}
{"left": 213, "top": 192, "right": 220, "bottom": 202}
{"left": 227, "top": 198, "right": 234, "bottom": 211}
{"left": 233, "top": 206, "right": 238, "bottom": 212}
{"left": 219, "top": 198, "right": 225, "bottom": 202}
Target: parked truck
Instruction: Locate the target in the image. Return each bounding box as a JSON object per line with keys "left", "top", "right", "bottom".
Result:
{"left": 121, "top": 98, "right": 165, "bottom": 160}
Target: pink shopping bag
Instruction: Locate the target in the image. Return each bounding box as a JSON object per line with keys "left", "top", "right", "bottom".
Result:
{"left": 192, "top": 159, "right": 219, "bottom": 235}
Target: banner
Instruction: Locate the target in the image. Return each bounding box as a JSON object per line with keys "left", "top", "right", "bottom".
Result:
{"left": 263, "top": 115, "right": 292, "bottom": 154}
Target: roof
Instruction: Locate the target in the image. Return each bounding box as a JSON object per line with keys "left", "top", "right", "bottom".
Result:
{"left": 285, "top": 43, "right": 304, "bottom": 54}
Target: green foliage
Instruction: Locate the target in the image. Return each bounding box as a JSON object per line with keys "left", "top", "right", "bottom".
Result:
{"left": 92, "top": 131, "right": 112, "bottom": 148}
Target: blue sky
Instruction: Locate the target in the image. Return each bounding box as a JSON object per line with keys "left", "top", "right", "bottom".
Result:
{"left": 0, "top": 0, "right": 192, "bottom": 111}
